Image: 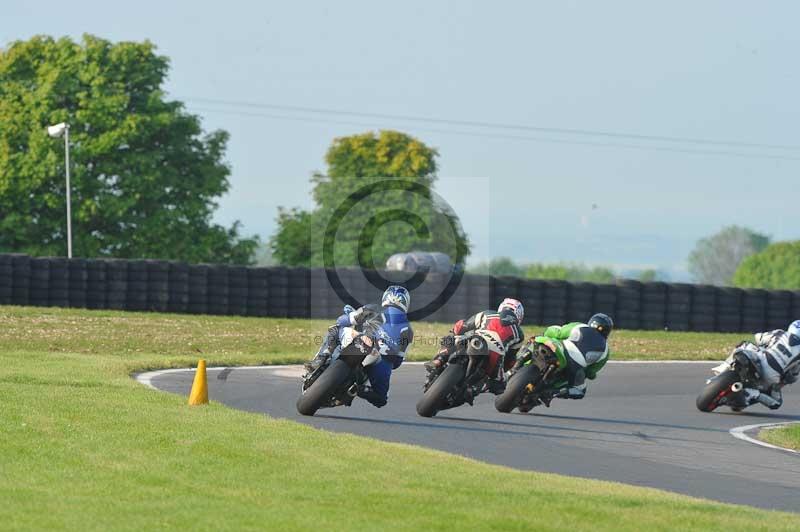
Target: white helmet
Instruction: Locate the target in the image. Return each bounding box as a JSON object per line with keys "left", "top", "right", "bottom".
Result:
{"left": 382, "top": 285, "right": 410, "bottom": 313}
{"left": 789, "top": 320, "right": 800, "bottom": 339}
{"left": 498, "top": 298, "right": 524, "bottom": 325}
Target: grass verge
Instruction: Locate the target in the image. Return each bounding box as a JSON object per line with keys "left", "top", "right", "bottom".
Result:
{"left": 0, "top": 305, "right": 748, "bottom": 365}
{"left": 760, "top": 423, "right": 800, "bottom": 451}
{"left": 2, "top": 305, "right": 796, "bottom": 530}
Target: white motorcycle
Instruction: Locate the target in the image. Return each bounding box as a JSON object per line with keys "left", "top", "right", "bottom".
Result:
{"left": 697, "top": 344, "right": 765, "bottom": 412}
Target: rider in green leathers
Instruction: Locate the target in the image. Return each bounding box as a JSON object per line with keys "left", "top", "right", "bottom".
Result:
{"left": 513, "top": 313, "right": 613, "bottom": 403}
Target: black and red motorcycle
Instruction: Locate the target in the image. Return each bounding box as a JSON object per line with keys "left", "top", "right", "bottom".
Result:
{"left": 416, "top": 329, "right": 506, "bottom": 417}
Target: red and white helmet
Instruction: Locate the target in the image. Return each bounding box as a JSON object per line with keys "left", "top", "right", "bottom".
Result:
{"left": 498, "top": 298, "right": 524, "bottom": 324}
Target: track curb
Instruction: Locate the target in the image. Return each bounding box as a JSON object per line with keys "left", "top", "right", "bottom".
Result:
{"left": 134, "top": 360, "right": 717, "bottom": 389}
{"left": 729, "top": 422, "right": 800, "bottom": 455}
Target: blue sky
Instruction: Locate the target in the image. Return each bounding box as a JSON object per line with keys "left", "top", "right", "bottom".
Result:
{"left": 5, "top": 1, "right": 799, "bottom": 279}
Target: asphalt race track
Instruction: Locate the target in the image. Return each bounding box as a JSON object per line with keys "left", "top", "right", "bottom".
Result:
{"left": 145, "top": 362, "right": 800, "bottom": 512}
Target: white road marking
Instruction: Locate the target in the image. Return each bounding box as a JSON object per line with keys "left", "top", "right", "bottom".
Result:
{"left": 729, "top": 422, "right": 799, "bottom": 454}
{"left": 134, "top": 359, "right": 717, "bottom": 388}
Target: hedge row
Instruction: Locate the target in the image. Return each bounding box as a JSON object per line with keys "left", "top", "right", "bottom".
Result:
{"left": 1, "top": 254, "right": 799, "bottom": 332}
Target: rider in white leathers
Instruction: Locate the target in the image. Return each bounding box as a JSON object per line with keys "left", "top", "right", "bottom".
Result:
{"left": 721, "top": 320, "right": 800, "bottom": 409}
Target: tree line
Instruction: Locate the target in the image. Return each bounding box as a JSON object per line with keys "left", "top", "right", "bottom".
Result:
{"left": 2, "top": 35, "right": 797, "bottom": 290}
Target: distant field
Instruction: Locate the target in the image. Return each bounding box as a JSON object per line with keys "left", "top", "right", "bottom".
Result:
{"left": 0, "top": 305, "right": 746, "bottom": 368}
{"left": 1, "top": 305, "right": 797, "bottom": 530}
{"left": 760, "top": 424, "right": 800, "bottom": 451}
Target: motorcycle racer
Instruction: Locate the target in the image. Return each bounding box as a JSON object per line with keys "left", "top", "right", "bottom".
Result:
{"left": 516, "top": 313, "right": 613, "bottom": 403}
{"left": 304, "top": 285, "right": 413, "bottom": 408}
{"left": 425, "top": 298, "right": 525, "bottom": 395}
{"left": 721, "top": 320, "right": 800, "bottom": 410}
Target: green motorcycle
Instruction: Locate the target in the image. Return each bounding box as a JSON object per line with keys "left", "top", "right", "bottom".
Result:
{"left": 494, "top": 337, "right": 571, "bottom": 413}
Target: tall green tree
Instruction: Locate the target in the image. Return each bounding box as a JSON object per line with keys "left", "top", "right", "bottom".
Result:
{"left": 272, "top": 130, "right": 469, "bottom": 267}
{"left": 0, "top": 34, "right": 257, "bottom": 263}
{"left": 733, "top": 241, "right": 800, "bottom": 290}
{"left": 687, "top": 226, "right": 770, "bottom": 285}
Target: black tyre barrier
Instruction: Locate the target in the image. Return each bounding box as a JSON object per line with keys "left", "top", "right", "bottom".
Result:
{"left": 467, "top": 275, "right": 493, "bottom": 315}
{"left": 167, "top": 262, "right": 190, "bottom": 313}
{"left": 247, "top": 268, "right": 270, "bottom": 317}
{"left": 593, "top": 284, "right": 617, "bottom": 319}
{"left": 29, "top": 258, "right": 51, "bottom": 307}
{"left": 10, "top": 254, "right": 31, "bottom": 306}
{"left": 741, "top": 289, "right": 767, "bottom": 332}
{"left": 567, "top": 282, "right": 595, "bottom": 324}
{"left": 517, "top": 279, "right": 543, "bottom": 325}
{"left": 267, "top": 267, "right": 289, "bottom": 318}
{"left": 766, "top": 290, "right": 792, "bottom": 330}
{"left": 66, "top": 258, "right": 87, "bottom": 308}
{"left": 227, "top": 266, "right": 249, "bottom": 316}
{"left": 793, "top": 292, "right": 800, "bottom": 323}
{"left": 206, "top": 265, "right": 229, "bottom": 315}
{"left": 427, "top": 272, "right": 454, "bottom": 324}
{"left": 287, "top": 267, "right": 311, "bottom": 319}
{"left": 125, "top": 260, "right": 148, "bottom": 312}
{"left": 689, "top": 285, "right": 717, "bottom": 332}
{"left": 541, "top": 281, "right": 568, "bottom": 325}
{"left": 145, "top": 260, "right": 169, "bottom": 312}
{"left": 3, "top": 254, "right": 800, "bottom": 331}
{"left": 86, "top": 259, "right": 107, "bottom": 309}
{"left": 664, "top": 283, "right": 691, "bottom": 331}
{"left": 716, "top": 287, "right": 742, "bottom": 333}
{"left": 0, "top": 255, "right": 12, "bottom": 305}
{"left": 615, "top": 280, "right": 642, "bottom": 330}
{"left": 492, "top": 276, "right": 520, "bottom": 305}
{"left": 187, "top": 264, "right": 209, "bottom": 314}
{"left": 104, "top": 260, "right": 128, "bottom": 310}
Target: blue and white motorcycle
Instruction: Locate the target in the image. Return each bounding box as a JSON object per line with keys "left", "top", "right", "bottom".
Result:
{"left": 296, "top": 305, "right": 384, "bottom": 416}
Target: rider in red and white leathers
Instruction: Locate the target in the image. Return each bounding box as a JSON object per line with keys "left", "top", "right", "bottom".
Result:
{"left": 425, "top": 298, "right": 525, "bottom": 395}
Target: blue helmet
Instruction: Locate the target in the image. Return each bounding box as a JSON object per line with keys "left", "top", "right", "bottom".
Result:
{"left": 382, "top": 285, "right": 410, "bottom": 313}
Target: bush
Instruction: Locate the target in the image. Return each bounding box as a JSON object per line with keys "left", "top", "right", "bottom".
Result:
{"left": 469, "top": 258, "right": 615, "bottom": 282}
{"left": 733, "top": 241, "right": 800, "bottom": 290}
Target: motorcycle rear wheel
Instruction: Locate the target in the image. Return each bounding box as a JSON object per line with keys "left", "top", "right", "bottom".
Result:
{"left": 296, "top": 359, "right": 352, "bottom": 416}
{"left": 696, "top": 370, "right": 739, "bottom": 412}
{"left": 495, "top": 364, "right": 541, "bottom": 413}
{"left": 416, "top": 363, "right": 466, "bottom": 418}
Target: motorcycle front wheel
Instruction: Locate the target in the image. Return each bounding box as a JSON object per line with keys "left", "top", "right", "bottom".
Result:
{"left": 416, "top": 363, "right": 466, "bottom": 418}
{"left": 296, "top": 359, "right": 352, "bottom": 416}
{"left": 695, "top": 370, "right": 739, "bottom": 412}
{"left": 495, "top": 364, "right": 542, "bottom": 413}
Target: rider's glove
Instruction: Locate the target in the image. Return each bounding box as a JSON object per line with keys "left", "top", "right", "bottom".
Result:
{"left": 440, "top": 335, "right": 456, "bottom": 349}
{"left": 350, "top": 307, "right": 367, "bottom": 325}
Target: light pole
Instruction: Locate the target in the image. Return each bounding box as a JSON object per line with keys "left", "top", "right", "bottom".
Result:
{"left": 47, "top": 122, "right": 72, "bottom": 258}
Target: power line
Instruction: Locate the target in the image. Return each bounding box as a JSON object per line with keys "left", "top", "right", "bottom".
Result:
{"left": 184, "top": 96, "right": 800, "bottom": 153}
{"left": 190, "top": 105, "right": 800, "bottom": 162}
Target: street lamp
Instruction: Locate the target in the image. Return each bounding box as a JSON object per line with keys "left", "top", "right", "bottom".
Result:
{"left": 47, "top": 122, "right": 72, "bottom": 258}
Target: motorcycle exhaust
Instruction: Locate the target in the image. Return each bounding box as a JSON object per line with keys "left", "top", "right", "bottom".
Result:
{"left": 469, "top": 337, "right": 484, "bottom": 351}
{"left": 731, "top": 382, "right": 743, "bottom": 393}
{"left": 346, "top": 383, "right": 358, "bottom": 398}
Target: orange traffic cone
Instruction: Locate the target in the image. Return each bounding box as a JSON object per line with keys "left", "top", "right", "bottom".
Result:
{"left": 188, "top": 359, "right": 209, "bottom": 405}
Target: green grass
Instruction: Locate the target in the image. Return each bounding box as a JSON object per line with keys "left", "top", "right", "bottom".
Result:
{"left": 1, "top": 305, "right": 797, "bottom": 530}
{"left": 760, "top": 423, "right": 800, "bottom": 451}
{"left": 0, "top": 305, "right": 746, "bottom": 367}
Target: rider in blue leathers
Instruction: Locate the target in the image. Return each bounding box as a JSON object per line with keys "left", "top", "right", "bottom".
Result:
{"left": 304, "top": 286, "right": 414, "bottom": 408}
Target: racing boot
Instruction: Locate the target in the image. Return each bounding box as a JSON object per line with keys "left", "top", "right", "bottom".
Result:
{"left": 486, "top": 362, "right": 507, "bottom": 395}
{"left": 424, "top": 349, "right": 450, "bottom": 380}
{"left": 357, "top": 385, "right": 387, "bottom": 408}
{"left": 744, "top": 387, "right": 782, "bottom": 410}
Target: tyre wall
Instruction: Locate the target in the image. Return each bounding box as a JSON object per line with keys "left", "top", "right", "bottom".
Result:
{"left": 0, "top": 253, "right": 797, "bottom": 332}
